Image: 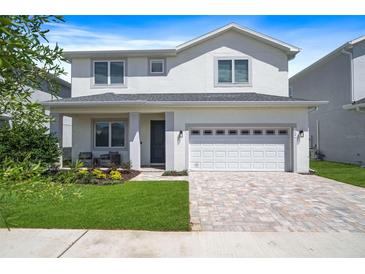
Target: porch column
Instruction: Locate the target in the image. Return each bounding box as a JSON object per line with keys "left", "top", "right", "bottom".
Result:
{"left": 165, "top": 112, "right": 174, "bottom": 170}
{"left": 128, "top": 112, "right": 141, "bottom": 170}
{"left": 50, "top": 113, "right": 64, "bottom": 167}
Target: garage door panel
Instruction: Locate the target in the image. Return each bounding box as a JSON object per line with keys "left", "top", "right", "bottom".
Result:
{"left": 240, "top": 152, "right": 251, "bottom": 158}
{"left": 253, "top": 151, "right": 265, "bottom": 157}
{"left": 215, "top": 151, "right": 226, "bottom": 157}
{"left": 265, "top": 151, "right": 277, "bottom": 157}
{"left": 201, "top": 162, "right": 214, "bottom": 169}
{"left": 189, "top": 127, "right": 290, "bottom": 171}
{"left": 252, "top": 163, "right": 265, "bottom": 169}
{"left": 265, "top": 163, "right": 278, "bottom": 169}
{"left": 227, "top": 162, "right": 239, "bottom": 169}
{"left": 227, "top": 151, "right": 239, "bottom": 158}
{"left": 202, "top": 151, "right": 214, "bottom": 158}
{"left": 214, "top": 163, "right": 226, "bottom": 169}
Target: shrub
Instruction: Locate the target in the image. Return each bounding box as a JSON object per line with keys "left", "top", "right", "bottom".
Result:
{"left": 92, "top": 168, "right": 107, "bottom": 179}
{"left": 77, "top": 169, "right": 89, "bottom": 176}
{"left": 121, "top": 161, "right": 132, "bottom": 171}
{"left": 0, "top": 157, "right": 79, "bottom": 229}
{"left": 110, "top": 170, "right": 123, "bottom": 180}
{"left": 0, "top": 123, "right": 60, "bottom": 166}
{"left": 162, "top": 170, "right": 188, "bottom": 176}
{"left": 52, "top": 170, "right": 78, "bottom": 184}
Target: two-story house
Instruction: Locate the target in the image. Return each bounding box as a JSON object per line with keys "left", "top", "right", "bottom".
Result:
{"left": 45, "top": 23, "right": 325, "bottom": 173}
{"left": 290, "top": 36, "right": 365, "bottom": 166}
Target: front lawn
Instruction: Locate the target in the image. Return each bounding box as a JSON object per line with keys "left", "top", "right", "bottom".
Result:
{"left": 0, "top": 181, "right": 190, "bottom": 231}
{"left": 310, "top": 160, "right": 365, "bottom": 188}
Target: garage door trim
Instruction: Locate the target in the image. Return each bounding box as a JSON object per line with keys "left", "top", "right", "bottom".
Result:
{"left": 187, "top": 124, "right": 293, "bottom": 172}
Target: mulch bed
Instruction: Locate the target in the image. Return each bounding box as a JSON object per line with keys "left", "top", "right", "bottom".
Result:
{"left": 120, "top": 170, "right": 141, "bottom": 181}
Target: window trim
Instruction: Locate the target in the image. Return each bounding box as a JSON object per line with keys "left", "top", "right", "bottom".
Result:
{"left": 228, "top": 129, "right": 238, "bottom": 135}
{"left": 149, "top": 58, "right": 165, "bottom": 75}
{"left": 278, "top": 129, "right": 289, "bottom": 136}
{"left": 265, "top": 129, "right": 276, "bottom": 135}
{"left": 92, "top": 60, "right": 126, "bottom": 87}
{"left": 203, "top": 129, "right": 213, "bottom": 136}
{"left": 253, "top": 129, "right": 263, "bottom": 135}
{"left": 240, "top": 129, "right": 251, "bottom": 135}
{"left": 215, "top": 57, "right": 251, "bottom": 87}
{"left": 94, "top": 121, "right": 126, "bottom": 149}
{"left": 190, "top": 129, "right": 201, "bottom": 136}
{"left": 215, "top": 129, "right": 226, "bottom": 135}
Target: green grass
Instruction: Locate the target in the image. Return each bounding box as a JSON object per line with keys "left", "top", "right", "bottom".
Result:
{"left": 310, "top": 160, "right": 365, "bottom": 188}
{"left": 1, "top": 181, "right": 190, "bottom": 231}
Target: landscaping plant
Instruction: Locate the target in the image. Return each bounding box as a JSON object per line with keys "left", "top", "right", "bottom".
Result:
{"left": 0, "top": 123, "right": 61, "bottom": 166}
{"left": 0, "top": 158, "right": 80, "bottom": 229}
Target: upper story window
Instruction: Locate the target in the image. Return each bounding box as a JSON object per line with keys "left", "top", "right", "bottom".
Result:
{"left": 149, "top": 59, "right": 165, "bottom": 74}
{"left": 216, "top": 58, "right": 249, "bottom": 85}
{"left": 94, "top": 60, "right": 125, "bottom": 85}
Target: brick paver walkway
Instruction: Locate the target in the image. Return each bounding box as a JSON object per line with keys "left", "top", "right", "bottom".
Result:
{"left": 189, "top": 172, "right": 365, "bottom": 232}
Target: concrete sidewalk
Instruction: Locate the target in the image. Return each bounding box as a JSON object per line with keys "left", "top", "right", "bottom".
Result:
{"left": 1, "top": 229, "right": 365, "bottom": 258}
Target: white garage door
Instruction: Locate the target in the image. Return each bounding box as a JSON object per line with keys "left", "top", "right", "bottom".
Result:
{"left": 189, "top": 128, "right": 291, "bottom": 171}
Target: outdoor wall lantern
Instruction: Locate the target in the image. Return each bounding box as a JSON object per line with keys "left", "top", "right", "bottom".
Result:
{"left": 299, "top": 130, "right": 304, "bottom": 138}
{"left": 178, "top": 130, "right": 183, "bottom": 139}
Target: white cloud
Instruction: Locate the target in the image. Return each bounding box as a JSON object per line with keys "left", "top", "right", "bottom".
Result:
{"left": 47, "top": 23, "right": 184, "bottom": 51}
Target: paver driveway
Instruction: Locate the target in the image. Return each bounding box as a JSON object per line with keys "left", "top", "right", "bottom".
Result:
{"left": 189, "top": 172, "right": 365, "bottom": 232}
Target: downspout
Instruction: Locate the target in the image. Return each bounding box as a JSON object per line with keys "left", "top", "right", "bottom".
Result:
{"left": 342, "top": 48, "right": 355, "bottom": 102}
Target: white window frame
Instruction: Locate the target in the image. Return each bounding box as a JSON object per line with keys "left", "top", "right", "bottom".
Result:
{"left": 94, "top": 121, "right": 126, "bottom": 148}
{"left": 93, "top": 60, "right": 126, "bottom": 86}
{"left": 149, "top": 59, "right": 165, "bottom": 75}
{"left": 215, "top": 57, "right": 251, "bottom": 87}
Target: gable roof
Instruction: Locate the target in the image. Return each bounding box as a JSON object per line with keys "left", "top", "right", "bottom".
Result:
{"left": 63, "top": 23, "right": 300, "bottom": 61}
{"left": 176, "top": 23, "right": 300, "bottom": 59}
{"left": 43, "top": 92, "right": 326, "bottom": 108}
{"left": 290, "top": 35, "right": 365, "bottom": 81}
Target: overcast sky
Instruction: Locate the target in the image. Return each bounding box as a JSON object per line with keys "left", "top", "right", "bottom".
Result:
{"left": 47, "top": 16, "right": 365, "bottom": 82}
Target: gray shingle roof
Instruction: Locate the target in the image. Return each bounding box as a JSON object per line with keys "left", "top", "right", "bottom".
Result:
{"left": 49, "top": 92, "right": 310, "bottom": 103}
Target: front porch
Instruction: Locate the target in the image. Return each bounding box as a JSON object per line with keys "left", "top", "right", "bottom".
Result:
{"left": 56, "top": 111, "right": 175, "bottom": 171}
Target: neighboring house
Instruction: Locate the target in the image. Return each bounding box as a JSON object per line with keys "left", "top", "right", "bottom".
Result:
{"left": 45, "top": 23, "right": 325, "bottom": 173}
{"left": 1, "top": 77, "right": 72, "bottom": 150}
{"left": 290, "top": 36, "right": 365, "bottom": 166}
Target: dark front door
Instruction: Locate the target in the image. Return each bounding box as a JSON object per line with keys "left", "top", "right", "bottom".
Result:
{"left": 150, "top": 120, "right": 165, "bottom": 164}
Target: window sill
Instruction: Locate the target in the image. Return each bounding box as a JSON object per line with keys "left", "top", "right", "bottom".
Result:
{"left": 91, "top": 84, "right": 127, "bottom": 89}
{"left": 93, "top": 147, "right": 127, "bottom": 151}
{"left": 215, "top": 83, "right": 252, "bottom": 87}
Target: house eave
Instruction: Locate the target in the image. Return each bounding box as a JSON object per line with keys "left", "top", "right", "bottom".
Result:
{"left": 63, "top": 49, "right": 177, "bottom": 61}
{"left": 44, "top": 100, "right": 327, "bottom": 108}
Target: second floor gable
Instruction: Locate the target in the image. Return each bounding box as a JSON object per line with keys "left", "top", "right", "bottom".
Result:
{"left": 66, "top": 23, "right": 299, "bottom": 98}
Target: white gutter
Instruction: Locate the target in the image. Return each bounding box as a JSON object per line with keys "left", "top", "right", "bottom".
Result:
{"left": 343, "top": 102, "right": 365, "bottom": 111}
{"left": 43, "top": 100, "right": 328, "bottom": 107}
{"left": 341, "top": 48, "right": 355, "bottom": 102}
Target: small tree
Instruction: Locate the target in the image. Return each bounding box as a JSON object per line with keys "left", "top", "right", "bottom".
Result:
{"left": 0, "top": 15, "right": 66, "bottom": 127}
{"left": 0, "top": 16, "right": 76, "bottom": 230}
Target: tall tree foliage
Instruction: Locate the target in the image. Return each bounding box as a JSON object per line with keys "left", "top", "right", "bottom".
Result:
{"left": 0, "top": 15, "right": 66, "bottom": 126}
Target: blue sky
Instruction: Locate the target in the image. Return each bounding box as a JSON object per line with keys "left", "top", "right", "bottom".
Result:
{"left": 47, "top": 16, "right": 365, "bottom": 81}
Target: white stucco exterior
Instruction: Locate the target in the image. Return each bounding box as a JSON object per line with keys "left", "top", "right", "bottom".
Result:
{"left": 48, "top": 24, "right": 317, "bottom": 173}
{"left": 70, "top": 30, "right": 289, "bottom": 97}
